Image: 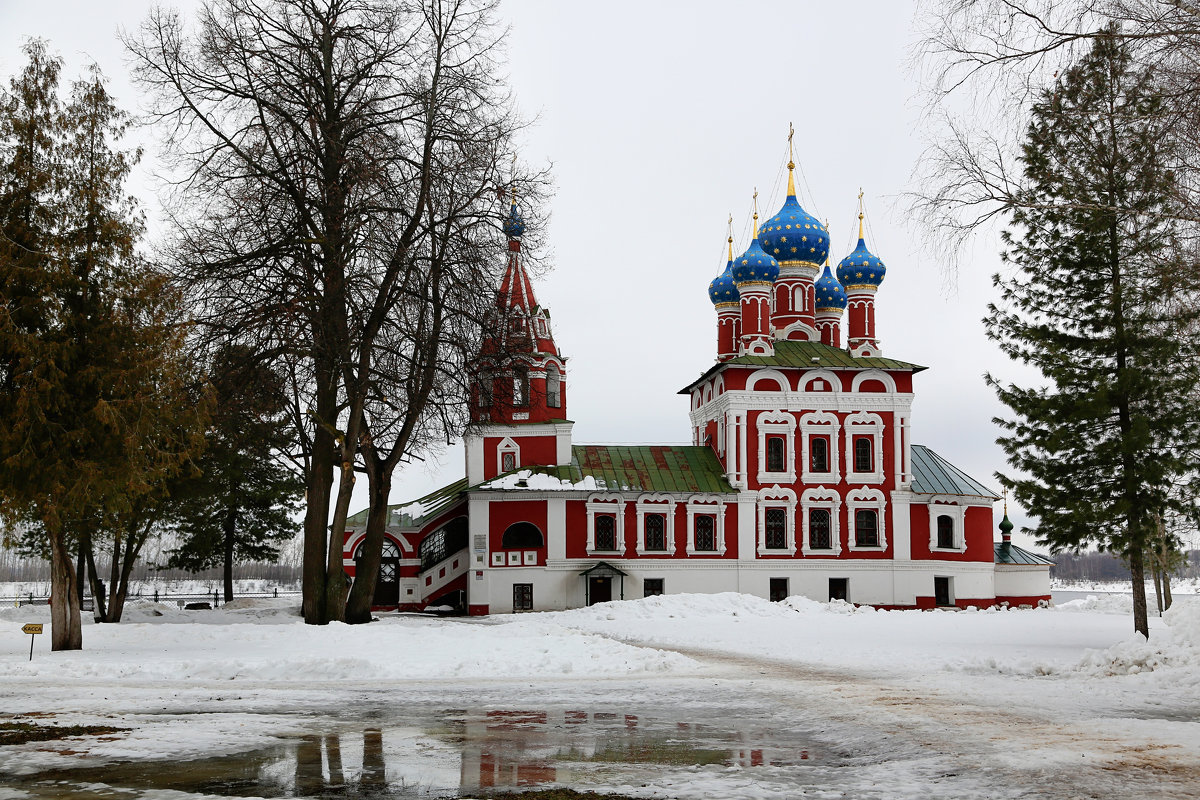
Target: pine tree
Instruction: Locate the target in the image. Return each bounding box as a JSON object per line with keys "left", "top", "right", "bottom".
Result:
{"left": 987, "top": 29, "right": 1200, "bottom": 639}
{"left": 0, "top": 44, "right": 207, "bottom": 649}
{"left": 166, "top": 345, "right": 302, "bottom": 602}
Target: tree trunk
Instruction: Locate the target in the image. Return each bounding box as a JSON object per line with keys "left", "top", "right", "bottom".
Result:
{"left": 223, "top": 507, "right": 236, "bottom": 602}
{"left": 344, "top": 463, "right": 392, "bottom": 625}
{"left": 110, "top": 525, "right": 148, "bottom": 624}
{"left": 49, "top": 531, "right": 82, "bottom": 650}
{"left": 1163, "top": 570, "right": 1173, "bottom": 611}
{"left": 302, "top": 363, "right": 337, "bottom": 625}
{"left": 323, "top": 458, "right": 356, "bottom": 623}
{"left": 83, "top": 534, "right": 108, "bottom": 623}
{"left": 1151, "top": 561, "right": 1163, "bottom": 616}
{"left": 75, "top": 546, "right": 86, "bottom": 610}
{"left": 1129, "top": 544, "right": 1150, "bottom": 638}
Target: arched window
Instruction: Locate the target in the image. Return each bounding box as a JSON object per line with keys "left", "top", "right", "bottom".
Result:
{"left": 594, "top": 515, "right": 616, "bottom": 551}
{"left": 355, "top": 538, "right": 400, "bottom": 561}
{"left": 764, "top": 508, "right": 786, "bottom": 549}
{"left": 854, "top": 436, "right": 873, "bottom": 472}
{"left": 501, "top": 522, "right": 543, "bottom": 549}
{"left": 644, "top": 514, "right": 666, "bottom": 551}
{"left": 937, "top": 515, "right": 955, "bottom": 549}
{"left": 810, "top": 437, "right": 829, "bottom": 472}
{"left": 513, "top": 367, "right": 528, "bottom": 407}
{"left": 855, "top": 509, "right": 878, "bottom": 547}
{"left": 546, "top": 363, "right": 561, "bottom": 408}
{"left": 766, "top": 436, "right": 786, "bottom": 472}
{"left": 809, "top": 509, "right": 831, "bottom": 549}
{"left": 694, "top": 515, "right": 715, "bottom": 552}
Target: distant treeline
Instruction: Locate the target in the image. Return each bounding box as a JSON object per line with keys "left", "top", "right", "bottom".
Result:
{"left": 1050, "top": 549, "right": 1200, "bottom": 581}
{"left": 0, "top": 535, "right": 303, "bottom": 585}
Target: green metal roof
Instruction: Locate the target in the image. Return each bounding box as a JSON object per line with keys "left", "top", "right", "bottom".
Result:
{"left": 473, "top": 444, "right": 737, "bottom": 495}
{"left": 994, "top": 542, "right": 1055, "bottom": 565}
{"left": 681, "top": 340, "right": 925, "bottom": 394}
{"left": 910, "top": 444, "right": 999, "bottom": 499}
{"left": 347, "top": 477, "right": 468, "bottom": 530}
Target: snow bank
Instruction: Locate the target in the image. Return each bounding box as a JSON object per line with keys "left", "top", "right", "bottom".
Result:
{"left": 1053, "top": 593, "right": 1133, "bottom": 615}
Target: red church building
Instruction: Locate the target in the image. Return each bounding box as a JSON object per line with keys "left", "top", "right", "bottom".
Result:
{"left": 344, "top": 161, "right": 1052, "bottom": 614}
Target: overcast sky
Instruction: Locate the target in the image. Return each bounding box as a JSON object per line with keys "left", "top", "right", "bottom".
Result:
{"left": 0, "top": 1, "right": 1047, "bottom": 548}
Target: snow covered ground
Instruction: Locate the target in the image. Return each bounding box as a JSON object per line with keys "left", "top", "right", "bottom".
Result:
{"left": 1, "top": 594, "right": 1198, "bottom": 799}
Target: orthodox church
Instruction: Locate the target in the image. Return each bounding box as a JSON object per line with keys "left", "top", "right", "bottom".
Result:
{"left": 343, "top": 149, "right": 1053, "bottom": 614}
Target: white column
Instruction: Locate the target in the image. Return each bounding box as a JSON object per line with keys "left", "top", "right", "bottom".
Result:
{"left": 547, "top": 497, "right": 566, "bottom": 561}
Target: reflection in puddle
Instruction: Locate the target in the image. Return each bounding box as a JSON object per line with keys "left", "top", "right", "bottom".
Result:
{"left": 14, "top": 707, "right": 830, "bottom": 798}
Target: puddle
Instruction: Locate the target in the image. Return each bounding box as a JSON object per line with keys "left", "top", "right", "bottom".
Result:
{"left": 7, "top": 706, "right": 834, "bottom": 798}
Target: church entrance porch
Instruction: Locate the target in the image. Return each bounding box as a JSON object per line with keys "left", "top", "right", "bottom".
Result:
{"left": 580, "top": 561, "right": 627, "bottom": 606}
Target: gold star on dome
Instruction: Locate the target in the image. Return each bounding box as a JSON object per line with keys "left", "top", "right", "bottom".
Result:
{"left": 856, "top": 272, "right": 863, "bottom": 278}
{"left": 786, "top": 224, "right": 792, "bottom": 230}
{"left": 801, "top": 236, "right": 807, "bottom": 242}
{"left": 742, "top": 259, "right": 748, "bottom": 265}
{"left": 790, "top": 247, "right": 797, "bottom": 253}
{"left": 781, "top": 236, "right": 787, "bottom": 243}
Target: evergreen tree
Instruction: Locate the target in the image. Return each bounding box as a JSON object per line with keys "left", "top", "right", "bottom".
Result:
{"left": 0, "top": 43, "right": 207, "bottom": 649}
{"left": 166, "top": 345, "right": 302, "bottom": 602}
{"left": 987, "top": 29, "right": 1200, "bottom": 638}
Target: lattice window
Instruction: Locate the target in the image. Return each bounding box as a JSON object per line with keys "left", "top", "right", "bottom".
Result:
{"left": 595, "top": 515, "right": 616, "bottom": 551}
{"left": 810, "top": 509, "right": 832, "bottom": 550}
{"left": 765, "top": 507, "right": 787, "bottom": 550}
{"left": 810, "top": 437, "right": 829, "bottom": 472}
{"left": 694, "top": 516, "right": 715, "bottom": 552}
{"left": 854, "top": 436, "right": 873, "bottom": 472}
{"left": 855, "top": 509, "right": 878, "bottom": 547}
{"left": 644, "top": 514, "right": 666, "bottom": 551}
{"left": 766, "top": 436, "right": 786, "bottom": 472}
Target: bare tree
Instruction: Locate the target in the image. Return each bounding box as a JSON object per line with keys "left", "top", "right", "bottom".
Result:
{"left": 125, "top": 0, "right": 542, "bottom": 624}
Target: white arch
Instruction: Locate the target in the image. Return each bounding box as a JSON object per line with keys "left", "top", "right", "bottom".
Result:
{"left": 797, "top": 368, "right": 840, "bottom": 394}
{"left": 746, "top": 368, "right": 791, "bottom": 392}
{"left": 851, "top": 369, "right": 897, "bottom": 394}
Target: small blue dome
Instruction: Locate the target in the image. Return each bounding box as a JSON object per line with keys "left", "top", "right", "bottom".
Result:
{"left": 814, "top": 264, "right": 847, "bottom": 310}
{"left": 503, "top": 202, "right": 525, "bottom": 238}
{"left": 836, "top": 234, "right": 886, "bottom": 289}
{"left": 708, "top": 260, "right": 740, "bottom": 305}
{"left": 731, "top": 234, "right": 779, "bottom": 285}
{"left": 759, "top": 194, "right": 829, "bottom": 266}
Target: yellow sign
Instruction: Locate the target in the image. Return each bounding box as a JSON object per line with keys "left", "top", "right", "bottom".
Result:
{"left": 22, "top": 624, "right": 43, "bottom": 635}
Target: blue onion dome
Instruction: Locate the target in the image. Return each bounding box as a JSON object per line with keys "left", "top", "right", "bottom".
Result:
{"left": 502, "top": 201, "right": 525, "bottom": 238}
{"left": 731, "top": 215, "right": 779, "bottom": 285}
{"left": 836, "top": 213, "right": 886, "bottom": 289}
{"left": 709, "top": 261, "right": 740, "bottom": 305}
{"left": 759, "top": 166, "right": 829, "bottom": 266}
{"left": 709, "top": 235, "right": 741, "bottom": 305}
{"left": 814, "top": 264, "right": 847, "bottom": 311}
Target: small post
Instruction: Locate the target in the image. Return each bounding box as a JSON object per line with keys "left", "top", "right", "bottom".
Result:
{"left": 154, "top": 589, "right": 159, "bottom": 603}
{"left": 22, "top": 624, "right": 42, "bottom": 661}
{"left": 213, "top": 590, "right": 218, "bottom": 608}
{"left": 274, "top": 587, "right": 278, "bottom": 598}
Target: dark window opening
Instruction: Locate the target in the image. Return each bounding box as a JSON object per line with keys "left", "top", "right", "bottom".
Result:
{"left": 643, "top": 578, "right": 664, "bottom": 597}
{"left": 937, "top": 515, "right": 955, "bottom": 549}
{"left": 855, "top": 509, "right": 879, "bottom": 547}
{"left": 766, "top": 435, "right": 786, "bottom": 472}
{"left": 513, "top": 368, "right": 528, "bottom": 407}
{"left": 765, "top": 507, "right": 787, "bottom": 549}
{"left": 501, "top": 522, "right": 543, "bottom": 550}
{"left": 829, "top": 578, "right": 849, "bottom": 602}
{"left": 769, "top": 577, "right": 789, "bottom": 603}
{"left": 501, "top": 451, "right": 517, "bottom": 472}
{"left": 418, "top": 518, "right": 468, "bottom": 571}
{"left": 594, "top": 515, "right": 616, "bottom": 551}
{"left": 854, "top": 436, "right": 873, "bottom": 472}
{"left": 809, "top": 509, "right": 832, "bottom": 550}
{"left": 694, "top": 515, "right": 716, "bottom": 552}
{"left": 644, "top": 514, "right": 666, "bottom": 551}
{"left": 513, "top": 583, "right": 533, "bottom": 611}
{"left": 547, "top": 363, "right": 561, "bottom": 408}
{"left": 934, "top": 576, "right": 952, "bottom": 607}
{"left": 810, "top": 436, "right": 829, "bottom": 472}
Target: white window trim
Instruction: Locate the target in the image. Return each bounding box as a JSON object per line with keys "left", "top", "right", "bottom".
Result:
{"left": 756, "top": 486, "right": 797, "bottom": 556}
{"left": 756, "top": 410, "right": 797, "bottom": 484}
{"left": 636, "top": 493, "right": 676, "bottom": 555}
{"left": 801, "top": 487, "right": 842, "bottom": 556}
{"left": 800, "top": 411, "right": 841, "bottom": 484}
{"left": 797, "top": 368, "right": 841, "bottom": 394}
{"left": 846, "top": 487, "right": 887, "bottom": 551}
{"left": 928, "top": 497, "right": 968, "bottom": 553}
{"left": 685, "top": 495, "right": 727, "bottom": 556}
{"left": 746, "top": 368, "right": 791, "bottom": 392}
{"left": 586, "top": 493, "right": 626, "bottom": 556}
{"left": 844, "top": 411, "right": 884, "bottom": 485}
{"left": 497, "top": 437, "right": 520, "bottom": 474}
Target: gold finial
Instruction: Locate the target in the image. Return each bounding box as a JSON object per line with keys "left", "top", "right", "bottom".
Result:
{"left": 786, "top": 122, "right": 797, "bottom": 197}
{"left": 857, "top": 187, "right": 865, "bottom": 240}
{"left": 1003, "top": 487, "right": 1008, "bottom": 515}
{"left": 752, "top": 188, "right": 760, "bottom": 236}
{"left": 726, "top": 214, "right": 734, "bottom": 262}
{"left": 823, "top": 219, "right": 830, "bottom": 266}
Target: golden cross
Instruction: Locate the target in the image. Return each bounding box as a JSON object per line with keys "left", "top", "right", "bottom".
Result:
{"left": 1003, "top": 487, "right": 1008, "bottom": 514}
{"left": 788, "top": 122, "right": 794, "bottom": 162}
{"left": 726, "top": 213, "right": 733, "bottom": 239}
{"left": 752, "top": 187, "right": 759, "bottom": 217}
